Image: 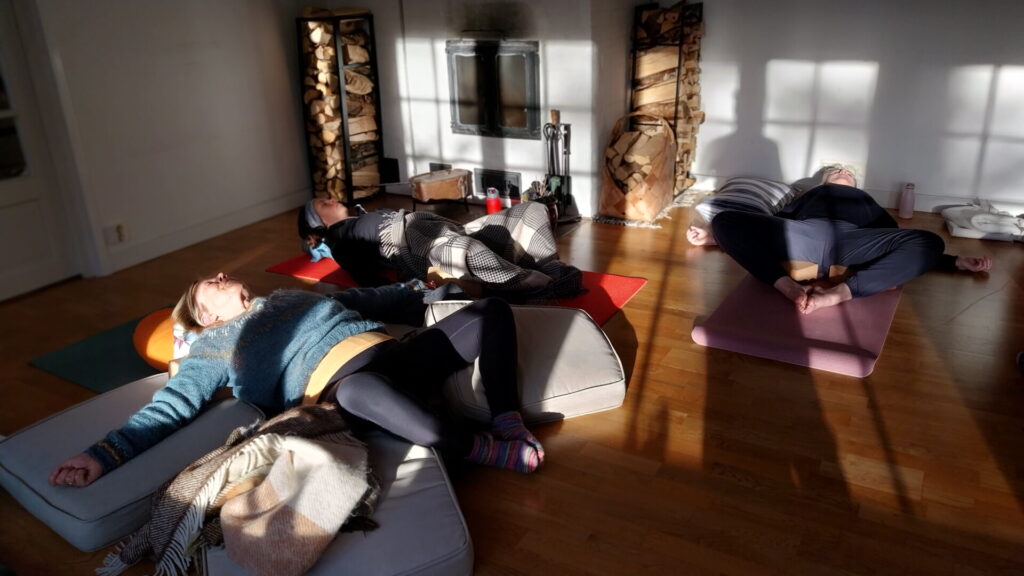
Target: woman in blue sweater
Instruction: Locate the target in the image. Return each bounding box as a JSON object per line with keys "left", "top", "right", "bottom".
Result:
{"left": 49, "top": 275, "right": 543, "bottom": 487}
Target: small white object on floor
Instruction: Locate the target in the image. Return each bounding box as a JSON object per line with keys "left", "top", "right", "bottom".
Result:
{"left": 941, "top": 202, "right": 1023, "bottom": 242}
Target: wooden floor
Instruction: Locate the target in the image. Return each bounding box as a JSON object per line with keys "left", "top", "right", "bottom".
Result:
{"left": 1, "top": 195, "right": 1023, "bottom": 575}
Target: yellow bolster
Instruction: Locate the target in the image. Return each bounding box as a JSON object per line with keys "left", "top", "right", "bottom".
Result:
{"left": 304, "top": 331, "right": 395, "bottom": 405}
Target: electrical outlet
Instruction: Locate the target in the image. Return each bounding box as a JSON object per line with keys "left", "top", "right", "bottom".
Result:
{"left": 103, "top": 223, "right": 129, "bottom": 246}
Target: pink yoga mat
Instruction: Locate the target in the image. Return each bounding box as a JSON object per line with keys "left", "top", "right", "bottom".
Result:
{"left": 691, "top": 275, "right": 901, "bottom": 378}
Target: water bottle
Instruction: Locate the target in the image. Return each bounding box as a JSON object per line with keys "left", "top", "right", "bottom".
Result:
{"left": 898, "top": 183, "right": 915, "bottom": 219}
{"left": 486, "top": 187, "right": 502, "bottom": 214}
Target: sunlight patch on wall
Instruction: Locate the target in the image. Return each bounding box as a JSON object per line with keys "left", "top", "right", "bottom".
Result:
{"left": 399, "top": 38, "right": 444, "bottom": 163}
{"left": 978, "top": 141, "right": 1024, "bottom": 203}
{"left": 939, "top": 136, "right": 982, "bottom": 195}
{"left": 944, "top": 65, "right": 1024, "bottom": 202}
{"left": 817, "top": 61, "right": 877, "bottom": 125}
{"left": 763, "top": 59, "right": 878, "bottom": 183}
{"left": 764, "top": 60, "right": 815, "bottom": 123}
{"left": 991, "top": 66, "right": 1024, "bottom": 139}
{"left": 945, "top": 65, "right": 991, "bottom": 135}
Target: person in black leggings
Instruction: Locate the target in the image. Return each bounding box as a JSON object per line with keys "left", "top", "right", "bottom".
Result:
{"left": 710, "top": 167, "right": 992, "bottom": 314}
{"left": 326, "top": 297, "right": 543, "bottom": 470}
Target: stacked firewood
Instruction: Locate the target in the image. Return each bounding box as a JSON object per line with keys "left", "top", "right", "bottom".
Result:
{"left": 630, "top": 2, "right": 705, "bottom": 196}
{"left": 601, "top": 115, "right": 675, "bottom": 222}
{"left": 300, "top": 10, "right": 380, "bottom": 201}
{"left": 605, "top": 126, "right": 670, "bottom": 195}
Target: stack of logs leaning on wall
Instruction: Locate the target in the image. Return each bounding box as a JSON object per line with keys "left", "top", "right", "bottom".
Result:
{"left": 301, "top": 14, "right": 380, "bottom": 201}
{"left": 630, "top": 2, "right": 705, "bottom": 196}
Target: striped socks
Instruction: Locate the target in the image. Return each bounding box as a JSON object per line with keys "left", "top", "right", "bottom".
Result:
{"left": 466, "top": 432, "right": 540, "bottom": 473}
{"left": 491, "top": 411, "right": 545, "bottom": 464}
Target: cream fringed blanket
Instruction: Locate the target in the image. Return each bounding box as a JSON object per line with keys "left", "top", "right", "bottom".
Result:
{"left": 97, "top": 404, "right": 379, "bottom": 576}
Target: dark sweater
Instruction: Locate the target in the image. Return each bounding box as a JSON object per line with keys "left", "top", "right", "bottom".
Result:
{"left": 323, "top": 211, "right": 394, "bottom": 286}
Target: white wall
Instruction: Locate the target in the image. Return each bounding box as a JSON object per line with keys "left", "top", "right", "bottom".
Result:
{"left": 24, "top": 0, "right": 1018, "bottom": 282}
{"left": 396, "top": 0, "right": 601, "bottom": 216}
{"left": 693, "top": 0, "right": 1024, "bottom": 211}
{"left": 32, "top": 0, "right": 309, "bottom": 276}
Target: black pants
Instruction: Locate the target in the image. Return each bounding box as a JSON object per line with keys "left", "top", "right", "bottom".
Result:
{"left": 331, "top": 298, "right": 518, "bottom": 454}
{"left": 712, "top": 185, "right": 945, "bottom": 298}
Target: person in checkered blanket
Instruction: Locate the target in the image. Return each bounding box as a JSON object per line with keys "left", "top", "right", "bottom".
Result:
{"left": 298, "top": 199, "right": 582, "bottom": 302}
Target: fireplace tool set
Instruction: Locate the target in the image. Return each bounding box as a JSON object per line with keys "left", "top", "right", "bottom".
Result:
{"left": 540, "top": 109, "right": 581, "bottom": 223}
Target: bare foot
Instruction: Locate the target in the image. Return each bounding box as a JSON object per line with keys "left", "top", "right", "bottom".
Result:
{"left": 687, "top": 225, "right": 717, "bottom": 246}
{"left": 774, "top": 276, "right": 810, "bottom": 305}
{"left": 800, "top": 283, "right": 853, "bottom": 314}
{"left": 955, "top": 256, "right": 992, "bottom": 272}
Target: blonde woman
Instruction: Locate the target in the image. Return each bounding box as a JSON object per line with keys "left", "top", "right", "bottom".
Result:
{"left": 50, "top": 275, "right": 544, "bottom": 487}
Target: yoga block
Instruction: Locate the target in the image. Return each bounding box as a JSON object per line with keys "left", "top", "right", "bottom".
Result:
{"left": 0, "top": 374, "right": 264, "bottom": 552}
{"left": 203, "top": 432, "right": 473, "bottom": 576}
{"left": 425, "top": 301, "right": 627, "bottom": 425}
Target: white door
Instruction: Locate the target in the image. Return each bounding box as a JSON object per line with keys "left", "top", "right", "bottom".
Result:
{"left": 0, "top": 0, "right": 77, "bottom": 301}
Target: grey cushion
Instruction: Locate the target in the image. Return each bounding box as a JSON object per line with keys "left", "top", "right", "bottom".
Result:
{"left": 425, "top": 301, "right": 626, "bottom": 425}
{"left": 4, "top": 301, "right": 624, "bottom": 573}
{"left": 0, "top": 373, "right": 264, "bottom": 552}
{"left": 694, "top": 177, "right": 796, "bottom": 223}
{"left": 202, "top": 432, "right": 473, "bottom": 576}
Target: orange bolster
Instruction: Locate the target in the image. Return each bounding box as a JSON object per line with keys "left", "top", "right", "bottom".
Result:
{"left": 783, "top": 260, "right": 849, "bottom": 283}
{"left": 303, "top": 331, "right": 395, "bottom": 405}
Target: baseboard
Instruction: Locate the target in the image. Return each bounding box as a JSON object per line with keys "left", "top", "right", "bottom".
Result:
{"left": 99, "top": 190, "right": 309, "bottom": 276}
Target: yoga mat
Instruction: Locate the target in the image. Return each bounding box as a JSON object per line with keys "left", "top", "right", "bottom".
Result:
{"left": 554, "top": 271, "right": 647, "bottom": 326}
{"left": 691, "top": 275, "right": 901, "bottom": 378}
{"left": 265, "top": 254, "right": 396, "bottom": 287}
{"left": 267, "top": 255, "right": 646, "bottom": 325}
{"left": 29, "top": 315, "right": 160, "bottom": 393}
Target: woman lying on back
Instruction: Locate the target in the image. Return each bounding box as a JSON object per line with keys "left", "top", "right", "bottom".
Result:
{"left": 50, "top": 275, "right": 544, "bottom": 487}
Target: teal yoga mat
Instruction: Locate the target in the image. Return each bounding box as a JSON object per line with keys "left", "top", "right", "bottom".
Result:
{"left": 29, "top": 315, "right": 160, "bottom": 394}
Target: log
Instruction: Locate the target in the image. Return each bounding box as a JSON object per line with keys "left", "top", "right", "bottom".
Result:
{"left": 635, "top": 45, "right": 679, "bottom": 80}
{"left": 309, "top": 99, "right": 327, "bottom": 117}
{"left": 633, "top": 80, "right": 677, "bottom": 107}
{"left": 321, "top": 119, "right": 341, "bottom": 144}
{"left": 352, "top": 186, "right": 379, "bottom": 200}
{"left": 309, "top": 25, "right": 332, "bottom": 46}
{"left": 352, "top": 165, "right": 380, "bottom": 187}
{"left": 634, "top": 68, "right": 678, "bottom": 92}
{"left": 315, "top": 45, "right": 335, "bottom": 61}
{"left": 348, "top": 115, "right": 377, "bottom": 136}
{"left": 612, "top": 131, "right": 640, "bottom": 156}
{"left": 340, "top": 31, "right": 369, "bottom": 46}
{"left": 350, "top": 153, "right": 379, "bottom": 172}
{"left": 346, "top": 97, "right": 375, "bottom": 118}
{"left": 350, "top": 142, "right": 377, "bottom": 161}
{"left": 349, "top": 130, "right": 378, "bottom": 143}
{"left": 344, "top": 69, "right": 374, "bottom": 95}
{"left": 344, "top": 44, "right": 369, "bottom": 64}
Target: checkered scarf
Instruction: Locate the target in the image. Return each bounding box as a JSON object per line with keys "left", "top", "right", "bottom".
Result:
{"left": 379, "top": 202, "right": 582, "bottom": 301}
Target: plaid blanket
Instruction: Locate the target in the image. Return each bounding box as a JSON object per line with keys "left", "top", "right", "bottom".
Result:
{"left": 97, "top": 404, "right": 378, "bottom": 576}
{"left": 379, "top": 202, "right": 582, "bottom": 301}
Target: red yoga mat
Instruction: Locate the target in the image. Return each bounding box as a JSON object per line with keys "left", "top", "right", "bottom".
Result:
{"left": 266, "top": 255, "right": 645, "bottom": 326}
{"left": 691, "top": 275, "right": 901, "bottom": 378}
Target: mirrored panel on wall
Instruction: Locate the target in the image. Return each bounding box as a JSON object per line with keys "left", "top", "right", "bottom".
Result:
{"left": 0, "top": 70, "right": 27, "bottom": 180}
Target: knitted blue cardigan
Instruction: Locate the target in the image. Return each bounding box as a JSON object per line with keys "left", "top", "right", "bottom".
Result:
{"left": 86, "top": 287, "right": 413, "bottom": 472}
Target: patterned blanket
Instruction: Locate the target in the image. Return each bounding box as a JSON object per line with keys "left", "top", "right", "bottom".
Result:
{"left": 97, "top": 404, "right": 378, "bottom": 576}
{"left": 379, "top": 202, "right": 582, "bottom": 301}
